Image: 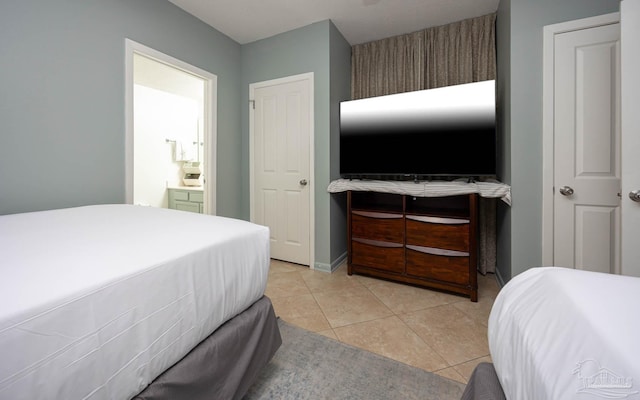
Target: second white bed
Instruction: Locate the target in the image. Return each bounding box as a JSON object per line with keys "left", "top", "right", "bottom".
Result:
{"left": 488, "top": 267, "right": 640, "bottom": 400}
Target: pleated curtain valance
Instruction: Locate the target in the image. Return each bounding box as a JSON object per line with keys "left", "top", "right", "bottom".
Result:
{"left": 351, "top": 13, "right": 496, "bottom": 100}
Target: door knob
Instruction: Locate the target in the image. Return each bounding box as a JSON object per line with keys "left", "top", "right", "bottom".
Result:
{"left": 299, "top": 179, "right": 308, "bottom": 186}
{"left": 629, "top": 190, "right": 640, "bottom": 202}
{"left": 559, "top": 186, "right": 574, "bottom": 196}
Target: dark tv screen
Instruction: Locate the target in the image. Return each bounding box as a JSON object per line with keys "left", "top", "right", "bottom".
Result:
{"left": 339, "top": 80, "right": 496, "bottom": 178}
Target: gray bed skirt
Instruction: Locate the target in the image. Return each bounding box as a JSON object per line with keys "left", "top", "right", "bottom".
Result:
{"left": 460, "top": 362, "right": 506, "bottom": 400}
{"left": 133, "top": 296, "right": 282, "bottom": 400}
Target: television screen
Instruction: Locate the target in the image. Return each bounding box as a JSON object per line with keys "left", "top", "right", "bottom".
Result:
{"left": 339, "top": 80, "right": 496, "bottom": 178}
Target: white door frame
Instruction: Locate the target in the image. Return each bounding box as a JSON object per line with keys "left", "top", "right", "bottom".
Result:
{"left": 249, "top": 72, "right": 315, "bottom": 269}
{"left": 541, "top": 12, "right": 620, "bottom": 265}
{"left": 125, "top": 39, "right": 218, "bottom": 214}
{"left": 621, "top": 0, "right": 640, "bottom": 277}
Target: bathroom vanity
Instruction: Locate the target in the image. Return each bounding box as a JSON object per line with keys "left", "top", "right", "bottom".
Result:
{"left": 168, "top": 187, "right": 204, "bottom": 214}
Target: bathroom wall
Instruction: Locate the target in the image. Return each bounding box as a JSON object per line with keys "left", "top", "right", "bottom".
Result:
{"left": 133, "top": 53, "right": 204, "bottom": 209}
{"left": 133, "top": 84, "right": 201, "bottom": 208}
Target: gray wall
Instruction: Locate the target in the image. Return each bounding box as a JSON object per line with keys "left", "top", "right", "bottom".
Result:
{"left": 496, "top": 0, "right": 619, "bottom": 282}
{"left": 11, "top": 0, "right": 586, "bottom": 278}
{"left": 496, "top": 0, "right": 512, "bottom": 283}
{"left": 240, "top": 20, "right": 351, "bottom": 270}
{"left": 1, "top": 1, "right": 352, "bottom": 271}
{"left": 0, "top": 0, "right": 243, "bottom": 217}
{"left": 329, "top": 22, "right": 352, "bottom": 267}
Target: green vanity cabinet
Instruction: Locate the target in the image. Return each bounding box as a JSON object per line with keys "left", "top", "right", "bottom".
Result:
{"left": 168, "top": 188, "right": 203, "bottom": 214}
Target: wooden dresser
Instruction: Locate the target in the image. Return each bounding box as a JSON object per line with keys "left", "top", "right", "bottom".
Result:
{"left": 347, "top": 190, "right": 478, "bottom": 301}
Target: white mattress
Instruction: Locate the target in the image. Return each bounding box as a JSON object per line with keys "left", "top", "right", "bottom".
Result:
{"left": 488, "top": 267, "right": 640, "bottom": 400}
{"left": 0, "top": 205, "right": 270, "bottom": 400}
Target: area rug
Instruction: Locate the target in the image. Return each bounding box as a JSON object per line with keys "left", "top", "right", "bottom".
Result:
{"left": 244, "top": 319, "right": 465, "bottom": 400}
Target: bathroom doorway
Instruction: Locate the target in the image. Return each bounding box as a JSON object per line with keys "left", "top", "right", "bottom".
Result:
{"left": 125, "top": 39, "right": 217, "bottom": 214}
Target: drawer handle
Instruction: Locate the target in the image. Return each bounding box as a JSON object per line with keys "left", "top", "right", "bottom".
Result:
{"left": 406, "top": 215, "right": 469, "bottom": 224}
{"left": 353, "top": 238, "right": 403, "bottom": 248}
{"left": 406, "top": 245, "right": 469, "bottom": 257}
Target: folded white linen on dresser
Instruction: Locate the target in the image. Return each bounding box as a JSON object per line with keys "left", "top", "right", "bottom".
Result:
{"left": 0, "top": 205, "right": 270, "bottom": 400}
{"left": 327, "top": 178, "right": 512, "bottom": 205}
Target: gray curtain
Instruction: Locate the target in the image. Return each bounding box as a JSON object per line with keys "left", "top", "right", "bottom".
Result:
{"left": 351, "top": 31, "right": 425, "bottom": 99}
{"left": 425, "top": 13, "right": 496, "bottom": 89}
{"left": 478, "top": 198, "right": 497, "bottom": 275}
{"left": 350, "top": 13, "right": 498, "bottom": 274}
{"left": 352, "top": 13, "right": 496, "bottom": 98}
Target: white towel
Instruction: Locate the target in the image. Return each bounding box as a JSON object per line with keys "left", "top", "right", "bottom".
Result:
{"left": 182, "top": 142, "right": 196, "bottom": 161}
{"left": 174, "top": 141, "right": 185, "bottom": 161}
{"left": 174, "top": 141, "right": 195, "bottom": 161}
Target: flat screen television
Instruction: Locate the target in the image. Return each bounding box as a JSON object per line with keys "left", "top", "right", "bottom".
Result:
{"left": 339, "top": 80, "right": 496, "bottom": 179}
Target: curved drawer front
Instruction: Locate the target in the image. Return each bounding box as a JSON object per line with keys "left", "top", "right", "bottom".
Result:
{"left": 351, "top": 211, "right": 404, "bottom": 243}
{"left": 406, "top": 247, "right": 469, "bottom": 285}
{"left": 351, "top": 239, "right": 404, "bottom": 273}
{"left": 406, "top": 215, "right": 469, "bottom": 225}
{"left": 405, "top": 244, "right": 468, "bottom": 257}
{"left": 405, "top": 217, "right": 469, "bottom": 251}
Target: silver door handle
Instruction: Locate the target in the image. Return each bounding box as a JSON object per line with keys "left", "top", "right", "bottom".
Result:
{"left": 299, "top": 179, "right": 308, "bottom": 186}
{"left": 559, "top": 186, "right": 574, "bottom": 196}
{"left": 630, "top": 190, "right": 640, "bottom": 202}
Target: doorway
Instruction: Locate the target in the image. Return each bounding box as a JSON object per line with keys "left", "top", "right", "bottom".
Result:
{"left": 125, "top": 39, "right": 217, "bottom": 214}
{"left": 249, "top": 73, "right": 314, "bottom": 267}
{"left": 542, "top": 13, "right": 621, "bottom": 273}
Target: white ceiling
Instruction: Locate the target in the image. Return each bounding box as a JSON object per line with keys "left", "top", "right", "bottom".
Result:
{"left": 168, "top": 0, "right": 500, "bottom": 45}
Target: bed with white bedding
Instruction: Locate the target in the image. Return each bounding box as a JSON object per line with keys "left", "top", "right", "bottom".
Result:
{"left": 0, "top": 204, "right": 281, "bottom": 400}
{"left": 462, "top": 267, "right": 640, "bottom": 400}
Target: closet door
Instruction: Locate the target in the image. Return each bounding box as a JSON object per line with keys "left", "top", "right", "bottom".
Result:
{"left": 545, "top": 16, "right": 621, "bottom": 274}
{"left": 251, "top": 73, "right": 313, "bottom": 266}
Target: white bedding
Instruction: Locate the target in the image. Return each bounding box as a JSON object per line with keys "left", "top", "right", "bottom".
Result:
{"left": 488, "top": 267, "right": 640, "bottom": 400}
{"left": 0, "top": 205, "right": 270, "bottom": 400}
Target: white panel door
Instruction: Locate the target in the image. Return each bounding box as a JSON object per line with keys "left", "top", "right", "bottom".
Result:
{"left": 621, "top": 0, "right": 640, "bottom": 277}
{"left": 553, "top": 23, "right": 621, "bottom": 273}
{"left": 252, "top": 76, "right": 311, "bottom": 265}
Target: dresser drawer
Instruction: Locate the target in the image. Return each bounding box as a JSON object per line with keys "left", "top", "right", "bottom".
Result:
{"left": 405, "top": 215, "right": 469, "bottom": 252}
{"left": 351, "top": 211, "right": 404, "bottom": 243}
{"left": 405, "top": 246, "right": 469, "bottom": 285}
{"left": 351, "top": 238, "right": 404, "bottom": 273}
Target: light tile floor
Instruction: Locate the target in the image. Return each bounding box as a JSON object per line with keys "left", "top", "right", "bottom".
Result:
{"left": 265, "top": 259, "right": 501, "bottom": 384}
